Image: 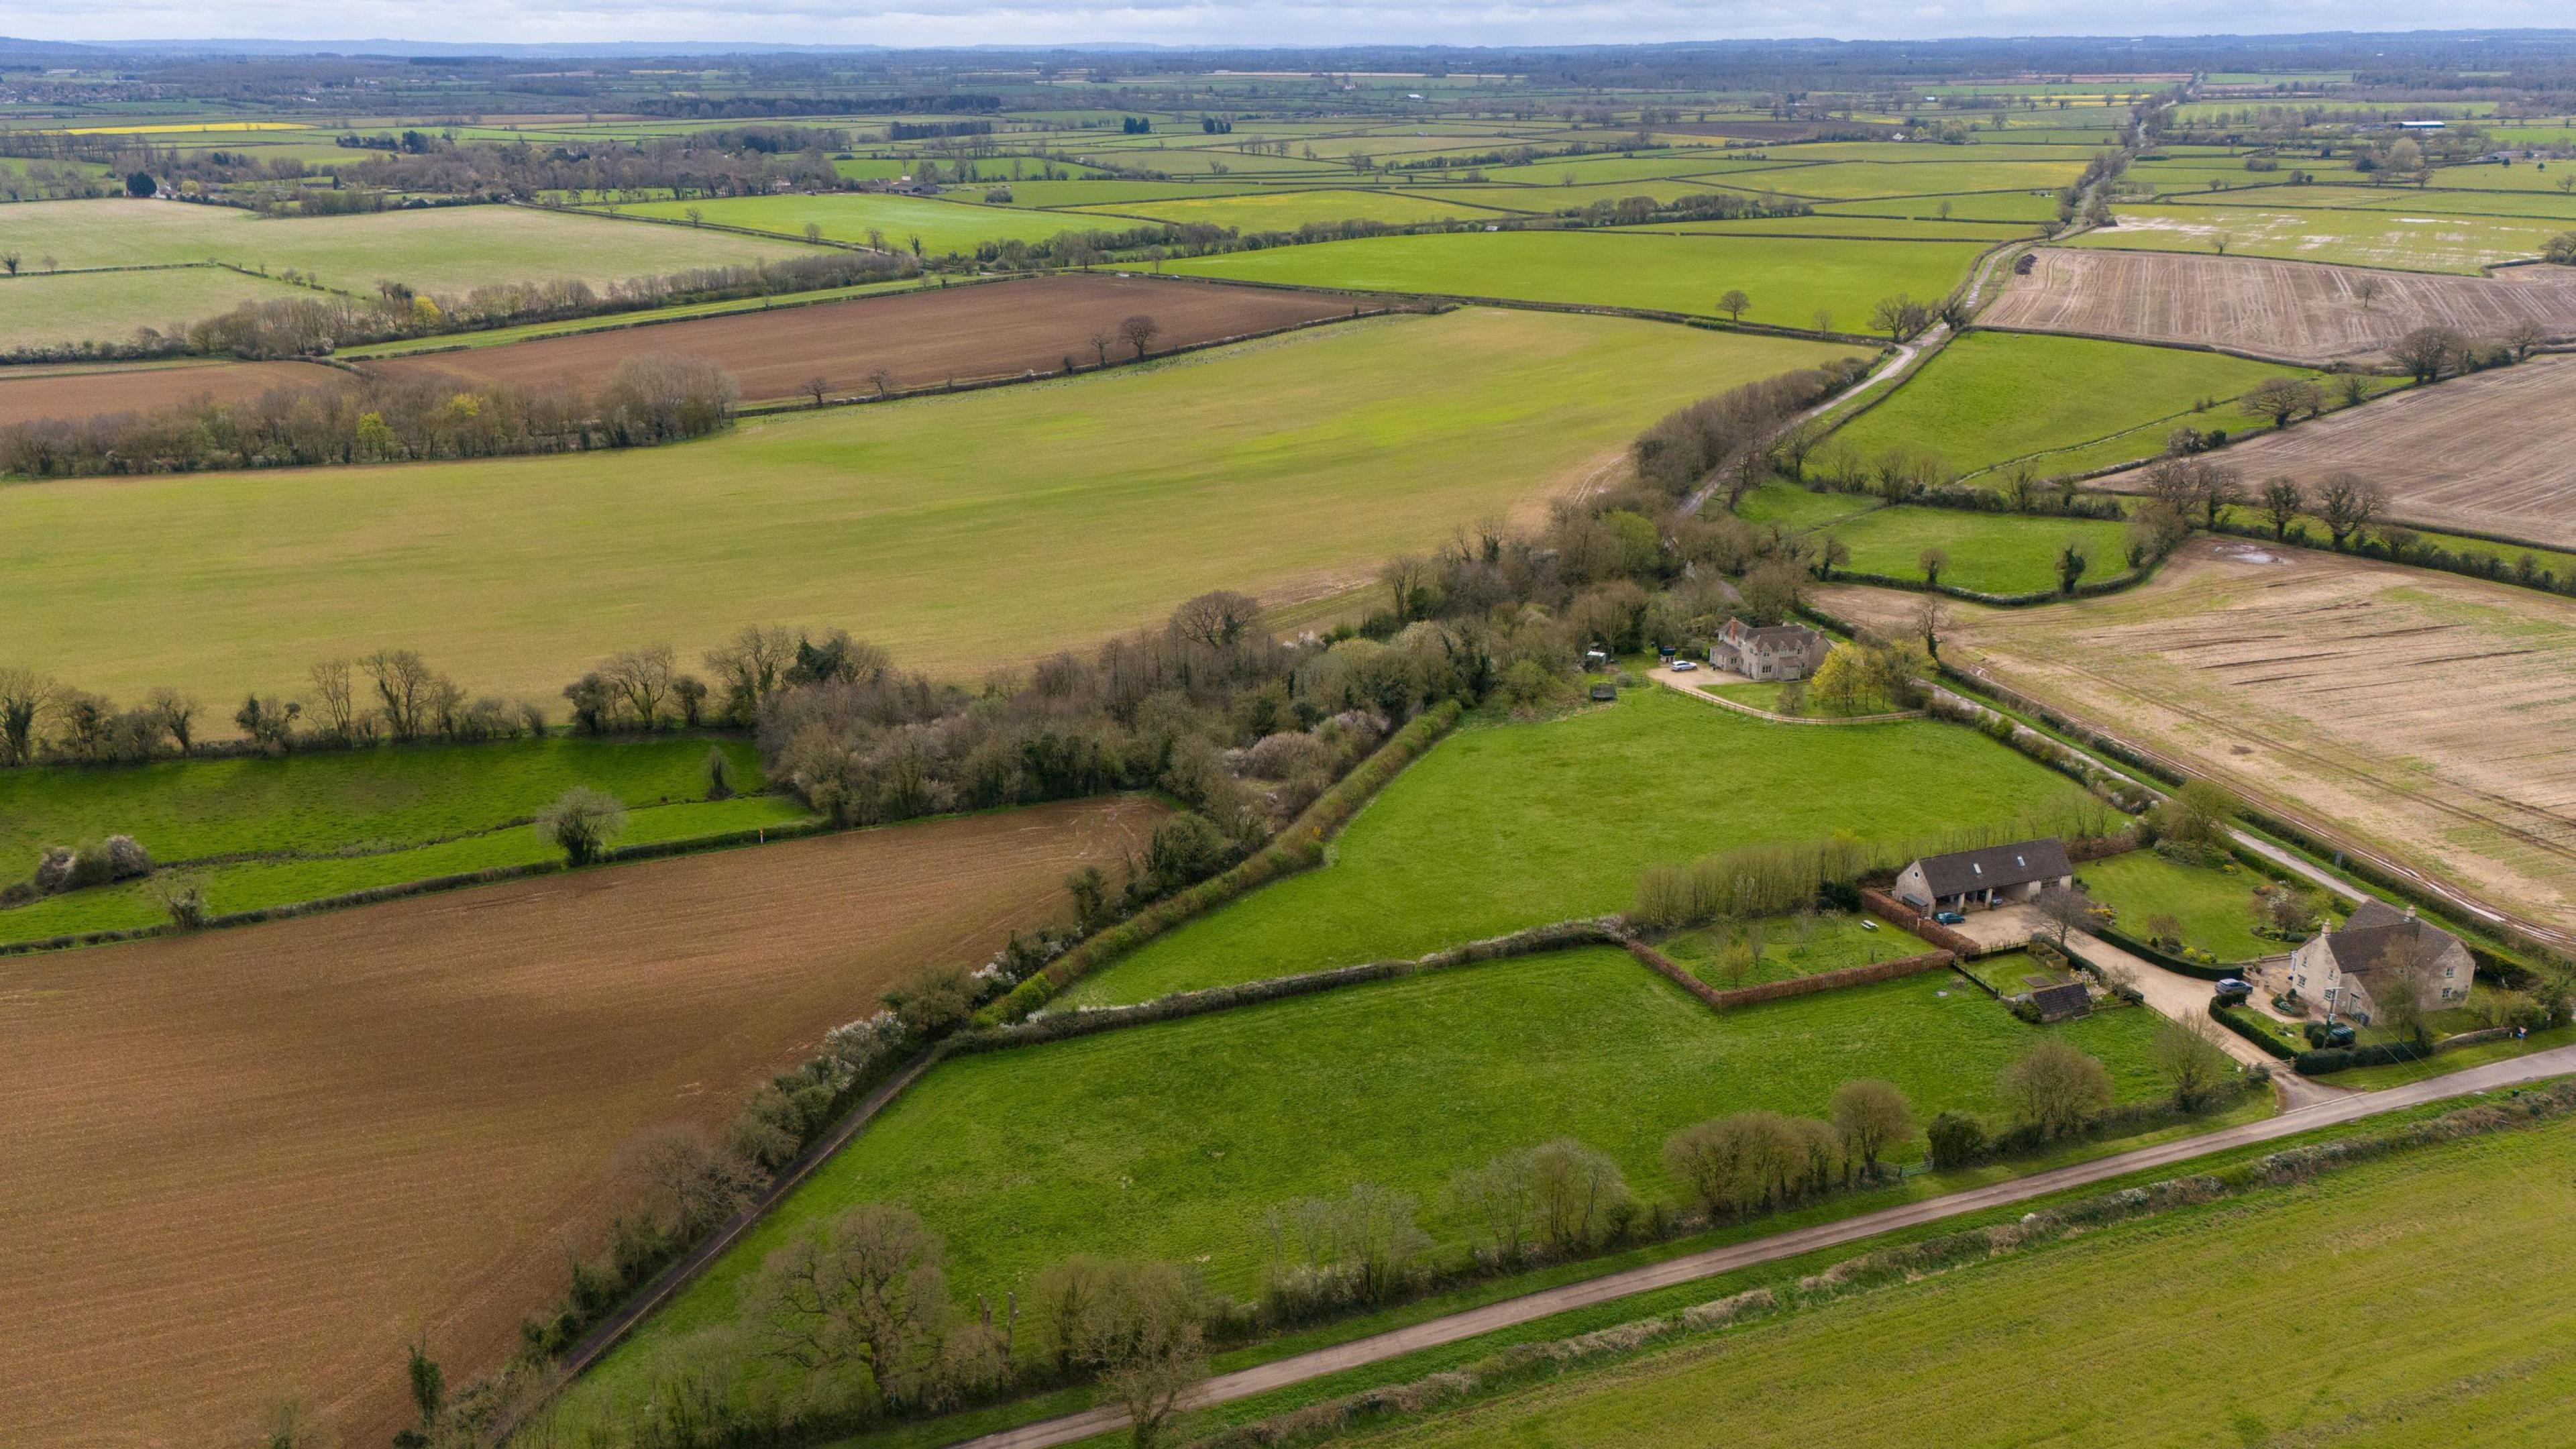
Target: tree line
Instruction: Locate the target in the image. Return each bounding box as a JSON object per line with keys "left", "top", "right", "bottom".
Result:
{"left": 0, "top": 354, "right": 737, "bottom": 478}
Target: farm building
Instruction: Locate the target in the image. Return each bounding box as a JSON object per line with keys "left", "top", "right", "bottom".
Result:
{"left": 1894, "top": 838, "right": 2074, "bottom": 914}
{"left": 2285, "top": 899, "right": 2471, "bottom": 1024}
{"left": 1710, "top": 618, "right": 1830, "bottom": 681}
{"left": 2021, "top": 977, "right": 2093, "bottom": 1023}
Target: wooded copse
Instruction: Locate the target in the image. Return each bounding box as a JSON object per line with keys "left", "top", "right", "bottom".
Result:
{"left": 0, "top": 354, "right": 737, "bottom": 476}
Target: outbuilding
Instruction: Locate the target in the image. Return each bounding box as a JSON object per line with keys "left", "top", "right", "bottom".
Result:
{"left": 1894, "top": 838, "right": 2075, "bottom": 914}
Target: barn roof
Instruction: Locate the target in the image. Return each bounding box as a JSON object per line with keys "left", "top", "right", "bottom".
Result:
{"left": 1913, "top": 838, "right": 2072, "bottom": 898}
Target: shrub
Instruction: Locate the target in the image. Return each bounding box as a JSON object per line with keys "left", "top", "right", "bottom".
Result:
{"left": 535, "top": 788, "right": 627, "bottom": 865}
{"left": 1924, "top": 1110, "right": 1986, "bottom": 1169}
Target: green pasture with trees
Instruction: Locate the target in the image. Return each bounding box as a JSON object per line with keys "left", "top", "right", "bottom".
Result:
{"left": 1326, "top": 1113, "right": 2576, "bottom": 1448}
{"left": 1064, "top": 688, "right": 2098, "bottom": 1007}
{"left": 598, "top": 193, "right": 1085, "bottom": 255}
{"left": 1167, "top": 229, "right": 1992, "bottom": 328}
{"left": 1807, "top": 506, "right": 2138, "bottom": 596}
{"left": 576, "top": 947, "right": 2169, "bottom": 1414}
{"left": 0, "top": 310, "right": 1848, "bottom": 707}
{"left": 2080, "top": 849, "right": 2320, "bottom": 963}
{"left": 0, "top": 265, "right": 313, "bottom": 352}
{"left": 1826, "top": 331, "right": 2345, "bottom": 480}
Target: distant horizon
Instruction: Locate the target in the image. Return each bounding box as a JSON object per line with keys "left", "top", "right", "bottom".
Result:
{"left": 9, "top": 13, "right": 2576, "bottom": 56}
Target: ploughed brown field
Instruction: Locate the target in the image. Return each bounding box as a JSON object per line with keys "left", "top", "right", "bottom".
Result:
{"left": 2096, "top": 354, "right": 2576, "bottom": 550}
{"left": 359, "top": 272, "right": 1372, "bottom": 404}
{"left": 0, "top": 796, "right": 1163, "bottom": 1449}
{"left": 1821, "top": 539, "right": 2576, "bottom": 937}
{"left": 1981, "top": 248, "right": 2576, "bottom": 363}
{"left": 0, "top": 358, "right": 354, "bottom": 427}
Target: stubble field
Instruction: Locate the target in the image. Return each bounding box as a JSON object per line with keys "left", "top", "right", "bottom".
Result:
{"left": 0, "top": 356, "right": 354, "bottom": 425}
{"left": 2095, "top": 354, "right": 2576, "bottom": 550}
{"left": 1823, "top": 539, "right": 2576, "bottom": 932}
{"left": 360, "top": 272, "right": 1366, "bottom": 403}
{"left": 0, "top": 309, "right": 1854, "bottom": 705}
{"left": 0, "top": 796, "right": 1161, "bottom": 1449}
{"left": 1980, "top": 248, "right": 2576, "bottom": 362}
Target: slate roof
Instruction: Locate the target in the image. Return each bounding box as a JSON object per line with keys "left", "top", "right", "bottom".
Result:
{"left": 1721, "top": 618, "right": 1824, "bottom": 651}
{"left": 2028, "top": 981, "right": 2092, "bottom": 1021}
{"left": 2321, "top": 899, "right": 2461, "bottom": 977}
{"left": 1913, "top": 838, "right": 2073, "bottom": 899}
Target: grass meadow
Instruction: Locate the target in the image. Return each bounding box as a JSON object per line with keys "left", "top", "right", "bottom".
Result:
{"left": 0, "top": 198, "right": 824, "bottom": 296}
{"left": 1167, "top": 230, "right": 1993, "bottom": 328}
{"left": 0, "top": 265, "right": 314, "bottom": 352}
{"left": 1829, "top": 331, "right": 2341, "bottom": 479}
{"left": 1815, "top": 506, "right": 2139, "bottom": 595}
{"left": 2079, "top": 849, "right": 2307, "bottom": 963}
{"left": 1073, "top": 188, "right": 1501, "bottom": 229}
{"left": 0, "top": 311, "right": 1850, "bottom": 707}
{"left": 602, "top": 193, "right": 1085, "bottom": 254}
{"left": 1334, "top": 1114, "right": 2576, "bottom": 1448}
{"left": 1657, "top": 910, "right": 1937, "bottom": 988}
{"left": 1064, "top": 688, "right": 2094, "bottom": 1006}
{"left": 2075, "top": 204, "right": 2567, "bottom": 272}
{"left": 586, "top": 947, "right": 2169, "bottom": 1399}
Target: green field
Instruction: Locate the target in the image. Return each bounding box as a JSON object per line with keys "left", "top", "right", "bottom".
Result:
{"left": 1073, "top": 188, "right": 1499, "bottom": 229}
{"left": 1818, "top": 506, "right": 2140, "bottom": 595}
{"left": 584, "top": 947, "right": 2169, "bottom": 1402}
{"left": 0, "top": 264, "right": 314, "bottom": 352}
{"left": 0, "top": 794, "right": 806, "bottom": 942}
{"left": 1337, "top": 1112, "right": 2576, "bottom": 1448}
{"left": 1813, "top": 190, "right": 2066, "bottom": 222}
{"left": 1167, "top": 230, "right": 1992, "bottom": 327}
{"left": 0, "top": 199, "right": 825, "bottom": 296}
{"left": 2079, "top": 849, "right": 2294, "bottom": 963}
{"left": 1739, "top": 159, "right": 2087, "bottom": 201}
{"left": 1734, "top": 480, "right": 1880, "bottom": 530}
{"left": 2076, "top": 204, "right": 2567, "bottom": 272}
{"left": 335, "top": 274, "right": 937, "bottom": 358}
{"left": 1830, "top": 331, "right": 2337, "bottom": 479}
{"left": 1658, "top": 910, "right": 1937, "bottom": 987}
{"left": 0, "top": 311, "right": 1851, "bottom": 708}
{"left": 598, "top": 193, "right": 1083, "bottom": 254}
{"left": 1065, "top": 688, "right": 2093, "bottom": 1007}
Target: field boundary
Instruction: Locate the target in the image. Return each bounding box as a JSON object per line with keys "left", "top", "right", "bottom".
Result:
{"left": 1622, "top": 936, "right": 1956, "bottom": 1010}
{"left": 1652, "top": 674, "right": 1923, "bottom": 726}
{"left": 336, "top": 274, "right": 968, "bottom": 361}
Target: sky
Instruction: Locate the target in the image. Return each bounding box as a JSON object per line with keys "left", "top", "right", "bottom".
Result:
{"left": 13, "top": 1, "right": 2571, "bottom": 50}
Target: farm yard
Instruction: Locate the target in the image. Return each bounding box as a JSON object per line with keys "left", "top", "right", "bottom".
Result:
{"left": 1980, "top": 248, "right": 2576, "bottom": 362}
{"left": 358, "top": 272, "right": 1369, "bottom": 404}
{"left": 0, "top": 795, "right": 1162, "bottom": 1449}
{"left": 567, "top": 947, "right": 2169, "bottom": 1426}
{"left": 1063, "top": 688, "right": 2097, "bottom": 1007}
{"left": 1324, "top": 1114, "right": 2576, "bottom": 1449}
{"left": 2095, "top": 354, "right": 2576, "bottom": 551}
{"left": 1823, "top": 329, "right": 2347, "bottom": 478}
{"left": 0, "top": 355, "right": 352, "bottom": 425}
{"left": 0, "top": 309, "right": 1851, "bottom": 704}
{"left": 1821, "top": 538, "right": 2576, "bottom": 933}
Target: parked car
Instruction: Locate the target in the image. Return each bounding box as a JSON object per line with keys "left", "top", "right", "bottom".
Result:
{"left": 2305, "top": 1020, "right": 2357, "bottom": 1048}
{"left": 2214, "top": 977, "right": 2253, "bottom": 1004}
{"left": 1669, "top": 659, "right": 1698, "bottom": 672}
{"left": 1933, "top": 910, "right": 1966, "bottom": 925}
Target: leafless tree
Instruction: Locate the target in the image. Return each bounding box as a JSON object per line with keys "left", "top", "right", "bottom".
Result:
{"left": 362, "top": 649, "right": 437, "bottom": 741}
{"left": 2261, "top": 476, "right": 2305, "bottom": 541}
{"left": 1449, "top": 1151, "right": 1542, "bottom": 1264}
{"left": 2390, "top": 325, "right": 2465, "bottom": 384}
{"left": 2032, "top": 883, "right": 2097, "bottom": 949}
{"left": 2353, "top": 273, "right": 2384, "bottom": 310}
{"left": 307, "top": 657, "right": 359, "bottom": 740}
{"left": 144, "top": 687, "right": 199, "bottom": 755}
{"left": 2246, "top": 376, "right": 2322, "bottom": 429}
{"left": 1868, "top": 293, "right": 1932, "bottom": 341}
{"left": 602, "top": 644, "right": 678, "bottom": 728}
{"left": 2315, "top": 472, "right": 2385, "bottom": 549}
{"left": 1378, "top": 554, "right": 1436, "bottom": 621}
{"left": 1168, "top": 590, "right": 1263, "bottom": 653}
{"left": 1118, "top": 313, "right": 1163, "bottom": 360}
{"left": 1527, "top": 1138, "right": 1630, "bottom": 1252}
{"left": 749, "top": 1201, "right": 953, "bottom": 1409}
{"left": 869, "top": 366, "right": 896, "bottom": 398}
{"left": 2369, "top": 938, "right": 2444, "bottom": 1050}
{"left": 2504, "top": 318, "right": 2546, "bottom": 361}
{"left": 1917, "top": 545, "right": 1949, "bottom": 588}
{"left": 1088, "top": 329, "right": 1114, "bottom": 366}
{"left": 1831, "top": 1079, "right": 1916, "bottom": 1177}
{"left": 2152, "top": 1016, "right": 2235, "bottom": 1111}
{"left": 614, "top": 1122, "right": 755, "bottom": 1243}
{"left": 1999, "top": 1039, "right": 2113, "bottom": 1138}
{"left": 1911, "top": 594, "right": 1948, "bottom": 659}
{"left": 704, "top": 625, "right": 798, "bottom": 724}
{"left": 1716, "top": 288, "right": 1752, "bottom": 322}
{"left": 803, "top": 374, "right": 832, "bottom": 407}
{"left": 0, "top": 667, "right": 48, "bottom": 765}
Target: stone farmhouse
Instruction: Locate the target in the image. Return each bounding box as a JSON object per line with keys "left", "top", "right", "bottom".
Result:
{"left": 1709, "top": 619, "right": 1830, "bottom": 681}
{"left": 1894, "top": 838, "right": 2075, "bottom": 914}
{"left": 2286, "top": 899, "right": 2473, "bottom": 1024}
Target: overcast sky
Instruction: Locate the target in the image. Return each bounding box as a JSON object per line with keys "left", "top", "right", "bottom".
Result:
{"left": 18, "top": 1, "right": 2571, "bottom": 50}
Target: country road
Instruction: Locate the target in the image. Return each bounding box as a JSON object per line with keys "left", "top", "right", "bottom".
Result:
{"left": 951, "top": 1042, "right": 2576, "bottom": 1449}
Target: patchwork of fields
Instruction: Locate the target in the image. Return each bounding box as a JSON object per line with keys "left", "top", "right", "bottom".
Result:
{"left": 0, "top": 310, "right": 1853, "bottom": 704}
{"left": 0, "top": 796, "right": 1161, "bottom": 1449}
{"left": 1984, "top": 247, "right": 2576, "bottom": 362}
{"left": 2096, "top": 354, "right": 2576, "bottom": 550}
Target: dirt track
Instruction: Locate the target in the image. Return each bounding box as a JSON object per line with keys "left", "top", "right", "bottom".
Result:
{"left": 0, "top": 358, "right": 354, "bottom": 427}
{"left": 361, "top": 274, "right": 1368, "bottom": 403}
{"left": 0, "top": 796, "right": 1161, "bottom": 1449}
{"left": 1982, "top": 248, "right": 2576, "bottom": 362}
{"left": 2096, "top": 355, "right": 2576, "bottom": 550}
{"left": 1822, "top": 540, "right": 2576, "bottom": 933}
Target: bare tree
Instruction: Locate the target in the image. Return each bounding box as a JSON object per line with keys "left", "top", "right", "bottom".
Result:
{"left": 749, "top": 1201, "right": 953, "bottom": 1409}
{"left": 614, "top": 1122, "right": 755, "bottom": 1243}
{"left": 144, "top": 688, "right": 199, "bottom": 755}
{"left": 2151, "top": 1016, "right": 2235, "bottom": 1111}
{"left": 2196, "top": 463, "right": 2243, "bottom": 528}
{"left": 1831, "top": 1079, "right": 1916, "bottom": 1177}
{"left": 1378, "top": 555, "right": 1435, "bottom": 622}
{"left": 1999, "top": 1039, "right": 2113, "bottom": 1138}
{"left": 1088, "top": 329, "right": 1114, "bottom": 366}
{"left": 2261, "top": 476, "right": 2305, "bottom": 541}
{"left": 1527, "top": 1138, "right": 1629, "bottom": 1252}
{"left": 2390, "top": 325, "right": 2465, "bottom": 384}
{"left": 1167, "top": 590, "right": 1263, "bottom": 652}
{"left": 869, "top": 366, "right": 896, "bottom": 398}
{"left": 2246, "top": 376, "right": 2322, "bottom": 429}
{"left": 704, "top": 625, "right": 798, "bottom": 725}
{"left": 1118, "top": 313, "right": 1163, "bottom": 360}
{"left": 1917, "top": 545, "right": 1950, "bottom": 588}
{"left": 1868, "top": 293, "right": 1931, "bottom": 341}
{"left": 1715, "top": 288, "right": 1752, "bottom": 323}
{"left": 362, "top": 649, "right": 437, "bottom": 741}
{"left": 2504, "top": 318, "right": 2546, "bottom": 361}
{"left": 1448, "top": 1150, "right": 1540, "bottom": 1265}
{"left": 803, "top": 374, "right": 832, "bottom": 407}
{"left": 2367, "top": 938, "right": 2443, "bottom": 1051}
{"left": 2031, "top": 883, "right": 2097, "bottom": 949}
{"left": 0, "top": 667, "right": 50, "bottom": 765}
{"left": 1911, "top": 594, "right": 1949, "bottom": 660}
{"left": 2314, "top": 472, "right": 2385, "bottom": 550}
{"left": 2353, "top": 274, "right": 2384, "bottom": 310}
{"left": 537, "top": 787, "right": 627, "bottom": 865}
{"left": 601, "top": 644, "right": 678, "bottom": 729}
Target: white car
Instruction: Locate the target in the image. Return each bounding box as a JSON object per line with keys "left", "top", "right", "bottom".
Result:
{"left": 1668, "top": 659, "right": 1699, "bottom": 672}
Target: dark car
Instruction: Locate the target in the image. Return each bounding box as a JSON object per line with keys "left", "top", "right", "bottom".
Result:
{"left": 1933, "top": 910, "right": 1967, "bottom": 926}
{"left": 2214, "top": 977, "right": 2253, "bottom": 1004}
